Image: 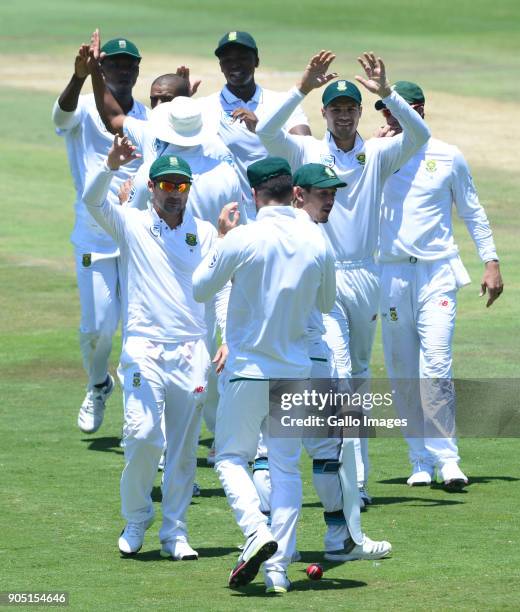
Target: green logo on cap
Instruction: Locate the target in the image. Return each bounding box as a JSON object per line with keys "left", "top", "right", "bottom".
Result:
{"left": 425, "top": 160, "right": 437, "bottom": 172}
{"left": 337, "top": 81, "right": 347, "bottom": 91}
{"left": 118, "top": 40, "right": 127, "bottom": 49}
{"left": 325, "top": 168, "right": 335, "bottom": 177}
{"left": 228, "top": 31, "right": 237, "bottom": 41}
{"left": 185, "top": 233, "right": 197, "bottom": 247}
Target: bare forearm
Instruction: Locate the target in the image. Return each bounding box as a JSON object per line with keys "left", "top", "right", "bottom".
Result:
{"left": 58, "top": 74, "right": 87, "bottom": 111}
{"left": 91, "top": 62, "right": 125, "bottom": 135}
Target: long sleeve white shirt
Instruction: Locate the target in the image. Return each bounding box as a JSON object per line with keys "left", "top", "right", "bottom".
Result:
{"left": 192, "top": 206, "right": 336, "bottom": 379}
{"left": 379, "top": 137, "right": 498, "bottom": 263}
{"left": 83, "top": 165, "right": 227, "bottom": 343}
{"left": 52, "top": 94, "right": 149, "bottom": 253}
{"left": 256, "top": 88, "right": 431, "bottom": 263}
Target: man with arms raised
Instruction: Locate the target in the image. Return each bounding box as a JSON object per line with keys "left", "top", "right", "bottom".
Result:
{"left": 256, "top": 50, "right": 431, "bottom": 502}
{"left": 52, "top": 38, "right": 149, "bottom": 434}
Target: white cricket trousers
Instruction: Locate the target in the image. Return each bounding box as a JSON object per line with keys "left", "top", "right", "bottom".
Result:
{"left": 215, "top": 377, "right": 302, "bottom": 573}
{"left": 380, "top": 259, "right": 461, "bottom": 468}
{"left": 75, "top": 251, "right": 120, "bottom": 387}
{"left": 118, "top": 336, "right": 209, "bottom": 543}
{"left": 323, "top": 261, "right": 380, "bottom": 486}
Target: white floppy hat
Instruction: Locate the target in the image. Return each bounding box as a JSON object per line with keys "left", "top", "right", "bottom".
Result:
{"left": 150, "top": 96, "right": 211, "bottom": 146}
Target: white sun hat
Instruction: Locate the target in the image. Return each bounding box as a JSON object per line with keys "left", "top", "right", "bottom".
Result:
{"left": 149, "top": 96, "right": 211, "bottom": 146}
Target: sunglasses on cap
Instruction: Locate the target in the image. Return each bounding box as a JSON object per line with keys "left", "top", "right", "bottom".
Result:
{"left": 155, "top": 180, "right": 191, "bottom": 193}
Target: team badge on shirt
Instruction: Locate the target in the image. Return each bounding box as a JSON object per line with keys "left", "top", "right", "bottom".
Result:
{"left": 185, "top": 233, "right": 198, "bottom": 246}
{"left": 425, "top": 160, "right": 437, "bottom": 172}
{"left": 356, "top": 153, "right": 366, "bottom": 166}
{"left": 150, "top": 224, "right": 161, "bottom": 238}
{"left": 389, "top": 307, "right": 398, "bottom": 321}
{"left": 132, "top": 372, "right": 141, "bottom": 388}
{"left": 82, "top": 254, "right": 92, "bottom": 267}
{"left": 320, "top": 154, "right": 335, "bottom": 167}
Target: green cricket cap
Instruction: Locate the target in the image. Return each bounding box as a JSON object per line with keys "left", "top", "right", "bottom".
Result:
{"left": 101, "top": 38, "right": 141, "bottom": 60}
{"left": 322, "top": 80, "right": 362, "bottom": 107}
{"left": 247, "top": 157, "right": 292, "bottom": 188}
{"left": 375, "top": 80, "right": 425, "bottom": 110}
{"left": 215, "top": 31, "right": 258, "bottom": 57}
{"left": 293, "top": 163, "right": 347, "bottom": 189}
{"left": 149, "top": 155, "right": 192, "bottom": 181}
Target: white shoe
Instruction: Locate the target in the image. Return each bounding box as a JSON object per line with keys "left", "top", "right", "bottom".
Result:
{"left": 291, "top": 550, "right": 301, "bottom": 563}
{"left": 359, "top": 486, "right": 373, "bottom": 508}
{"left": 324, "top": 535, "right": 392, "bottom": 562}
{"left": 439, "top": 462, "right": 468, "bottom": 490}
{"left": 192, "top": 482, "right": 201, "bottom": 497}
{"left": 207, "top": 443, "right": 216, "bottom": 467}
{"left": 407, "top": 461, "right": 435, "bottom": 486}
{"left": 264, "top": 569, "right": 291, "bottom": 594}
{"left": 160, "top": 537, "right": 198, "bottom": 560}
{"left": 118, "top": 517, "right": 153, "bottom": 555}
{"left": 78, "top": 374, "right": 114, "bottom": 434}
{"left": 158, "top": 452, "right": 166, "bottom": 471}
{"left": 229, "top": 525, "right": 278, "bottom": 588}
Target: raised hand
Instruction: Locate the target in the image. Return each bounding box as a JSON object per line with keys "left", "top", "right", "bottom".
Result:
{"left": 89, "top": 28, "right": 105, "bottom": 64}
{"left": 355, "top": 52, "right": 391, "bottom": 99}
{"left": 74, "top": 44, "right": 90, "bottom": 79}
{"left": 107, "top": 135, "right": 141, "bottom": 171}
{"left": 176, "top": 65, "right": 202, "bottom": 97}
{"left": 218, "top": 202, "right": 241, "bottom": 237}
{"left": 298, "top": 50, "right": 338, "bottom": 95}
{"left": 231, "top": 107, "right": 258, "bottom": 133}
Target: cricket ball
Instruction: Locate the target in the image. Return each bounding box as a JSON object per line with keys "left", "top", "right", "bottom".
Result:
{"left": 306, "top": 563, "right": 323, "bottom": 580}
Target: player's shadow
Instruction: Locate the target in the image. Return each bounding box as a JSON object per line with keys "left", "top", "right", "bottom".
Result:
{"left": 198, "top": 437, "right": 213, "bottom": 449}
{"left": 230, "top": 576, "right": 366, "bottom": 597}
{"left": 369, "top": 495, "right": 464, "bottom": 506}
{"left": 197, "top": 457, "right": 213, "bottom": 468}
{"left": 81, "top": 436, "right": 123, "bottom": 455}
{"left": 151, "top": 486, "right": 225, "bottom": 503}
{"left": 125, "top": 546, "right": 238, "bottom": 562}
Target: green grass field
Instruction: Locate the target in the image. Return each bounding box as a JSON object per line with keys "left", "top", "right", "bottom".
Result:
{"left": 1, "top": 1, "right": 519, "bottom": 609}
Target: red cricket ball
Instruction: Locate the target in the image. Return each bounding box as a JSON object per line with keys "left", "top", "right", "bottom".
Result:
{"left": 306, "top": 563, "right": 323, "bottom": 580}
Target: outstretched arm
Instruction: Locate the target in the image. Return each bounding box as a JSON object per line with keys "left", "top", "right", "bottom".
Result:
{"left": 88, "top": 29, "right": 126, "bottom": 135}
{"left": 52, "top": 43, "right": 89, "bottom": 129}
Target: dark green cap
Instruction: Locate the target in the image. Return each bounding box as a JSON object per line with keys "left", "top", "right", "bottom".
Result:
{"left": 101, "top": 38, "right": 141, "bottom": 60}
{"left": 247, "top": 157, "right": 292, "bottom": 188}
{"left": 322, "top": 80, "right": 362, "bottom": 107}
{"left": 215, "top": 31, "right": 258, "bottom": 57}
{"left": 375, "top": 80, "right": 425, "bottom": 110}
{"left": 293, "top": 163, "right": 346, "bottom": 189}
{"left": 149, "top": 155, "right": 192, "bottom": 181}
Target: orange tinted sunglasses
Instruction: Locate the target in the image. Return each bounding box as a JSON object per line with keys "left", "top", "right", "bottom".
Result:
{"left": 156, "top": 181, "right": 190, "bottom": 193}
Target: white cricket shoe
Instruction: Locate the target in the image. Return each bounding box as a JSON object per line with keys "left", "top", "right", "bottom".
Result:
{"left": 324, "top": 535, "right": 392, "bottom": 562}
{"left": 77, "top": 374, "right": 114, "bottom": 434}
{"left": 407, "top": 461, "right": 435, "bottom": 486}
{"left": 438, "top": 462, "right": 468, "bottom": 491}
{"left": 118, "top": 517, "right": 153, "bottom": 555}
{"left": 207, "top": 442, "right": 216, "bottom": 467}
{"left": 160, "top": 537, "right": 198, "bottom": 560}
{"left": 158, "top": 452, "right": 166, "bottom": 471}
{"left": 229, "top": 524, "right": 278, "bottom": 588}
{"left": 264, "top": 569, "right": 291, "bottom": 594}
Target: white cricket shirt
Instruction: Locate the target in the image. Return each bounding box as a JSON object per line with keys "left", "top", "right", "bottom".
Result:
{"left": 199, "top": 85, "right": 309, "bottom": 220}
{"left": 124, "top": 117, "right": 244, "bottom": 227}
{"left": 256, "top": 88, "right": 431, "bottom": 263}
{"left": 83, "top": 165, "right": 220, "bottom": 343}
{"left": 52, "top": 93, "right": 149, "bottom": 254}
{"left": 192, "top": 206, "right": 336, "bottom": 379}
{"left": 379, "top": 137, "right": 498, "bottom": 263}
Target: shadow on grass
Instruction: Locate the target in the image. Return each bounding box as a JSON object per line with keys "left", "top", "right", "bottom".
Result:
{"left": 230, "top": 576, "right": 366, "bottom": 597}
{"left": 198, "top": 436, "right": 213, "bottom": 450}
{"left": 124, "top": 546, "right": 238, "bottom": 562}
{"left": 81, "top": 436, "right": 123, "bottom": 455}
{"left": 151, "top": 486, "right": 225, "bottom": 503}
{"left": 197, "top": 457, "right": 214, "bottom": 468}
{"left": 378, "top": 475, "right": 520, "bottom": 486}
{"left": 370, "top": 495, "right": 464, "bottom": 505}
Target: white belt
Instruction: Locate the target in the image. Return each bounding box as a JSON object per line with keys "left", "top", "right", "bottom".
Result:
{"left": 335, "top": 257, "right": 374, "bottom": 271}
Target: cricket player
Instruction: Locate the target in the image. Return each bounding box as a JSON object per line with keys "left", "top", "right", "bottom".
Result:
{"left": 83, "top": 140, "right": 228, "bottom": 558}
{"left": 256, "top": 50, "right": 431, "bottom": 500}
{"left": 52, "top": 38, "right": 149, "bottom": 434}
{"left": 253, "top": 163, "right": 392, "bottom": 563}
{"left": 375, "top": 81, "right": 504, "bottom": 488}
{"left": 193, "top": 157, "right": 336, "bottom": 594}
{"left": 198, "top": 31, "right": 311, "bottom": 220}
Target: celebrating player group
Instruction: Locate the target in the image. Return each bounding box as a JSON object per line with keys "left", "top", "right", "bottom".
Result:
{"left": 52, "top": 28, "right": 504, "bottom": 594}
